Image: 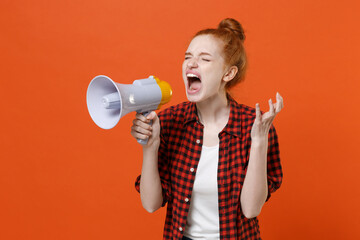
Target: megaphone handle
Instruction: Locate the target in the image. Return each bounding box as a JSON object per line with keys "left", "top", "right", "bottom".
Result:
{"left": 137, "top": 111, "right": 152, "bottom": 145}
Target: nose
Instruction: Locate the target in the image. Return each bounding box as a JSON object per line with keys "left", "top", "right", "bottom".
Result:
{"left": 187, "top": 58, "right": 198, "bottom": 68}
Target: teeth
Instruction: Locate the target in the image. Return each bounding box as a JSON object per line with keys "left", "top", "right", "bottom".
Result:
{"left": 187, "top": 73, "right": 198, "bottom": 78}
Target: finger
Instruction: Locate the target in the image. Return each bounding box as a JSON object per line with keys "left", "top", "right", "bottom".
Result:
{"left": 131, "top": 130, "right": 150, "bottom": 140}
{"left": 131, "top": 124, "right": 152, "bottom": 136}
{"left": 275, "top": 92, "right": 284, "bottom": 113}
{"left": 146, "top": 111, "right": 157, "bottom": 121}
{"left": 136, "top": 113, "right": 150, "bottom": 123}
{"left": 132, "top": 119, "right": 152, "bottom": 132}
{"left": 255, "top": 103, "right": 261, "bottom": 121}
{"left": 269, "top": 99, "right": 275, "bottom": 116}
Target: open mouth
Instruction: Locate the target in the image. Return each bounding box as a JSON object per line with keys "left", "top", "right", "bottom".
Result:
{"left": 187, "top": 73, "right": 201, "bottom": 93}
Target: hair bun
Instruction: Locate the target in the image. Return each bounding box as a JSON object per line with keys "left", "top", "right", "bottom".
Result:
{"left": 218, "top": 18, "right": 246, "bottom": 42}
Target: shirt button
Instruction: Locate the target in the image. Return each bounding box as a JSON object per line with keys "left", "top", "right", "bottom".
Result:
{"left": 196, "top": 139, "right": 200, "bottom": 144}
{"left": 185, "top": 198, "right": 189, "bottom": 202}
{"left": 179, "top": 227, "right": 183, "bottom": 232}
{"left": 190, "top": 168, "right": 194, "bottom": 172}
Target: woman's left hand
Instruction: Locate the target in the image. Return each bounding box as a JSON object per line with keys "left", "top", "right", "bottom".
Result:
{"left": 251, "top": 92, "right": 284, "bottom": 141}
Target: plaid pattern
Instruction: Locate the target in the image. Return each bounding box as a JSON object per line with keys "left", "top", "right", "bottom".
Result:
{"left": 135, "top": 98, "right": 282, "bottom": 239}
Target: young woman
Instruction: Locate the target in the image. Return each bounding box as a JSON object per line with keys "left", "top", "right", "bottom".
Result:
{"left": 132, "top": 18, "right": 284, "bottom": 240}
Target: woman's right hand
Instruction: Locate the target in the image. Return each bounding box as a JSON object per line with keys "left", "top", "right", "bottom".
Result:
{"left": 131, "top": 111, "right": 160, "bottom": 149}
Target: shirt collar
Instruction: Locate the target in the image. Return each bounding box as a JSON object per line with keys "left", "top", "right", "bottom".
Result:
{"left": 222, "top": 98, "right": 242, "bottom": 138}
{"left": 183, "top": 98, "right": 242, "bottom": 138}
{"left": 183, "top": 101, "right": 200, "bottom": 125}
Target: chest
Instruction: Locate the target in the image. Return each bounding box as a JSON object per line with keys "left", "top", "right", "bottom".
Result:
{"left": 168, "top": 122, "right": 250, "bottom": 192}
{"left": 202, "top": 123, "right": 227, "bottom": 147}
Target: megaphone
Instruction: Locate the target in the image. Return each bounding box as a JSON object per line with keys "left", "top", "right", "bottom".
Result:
{"left": 86, "top": 75, "right": 172, "bottom": 144}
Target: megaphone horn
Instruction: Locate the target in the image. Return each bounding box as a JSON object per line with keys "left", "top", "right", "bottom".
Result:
{"left": 86, "top": 75, "right": 172, "bottom": 144}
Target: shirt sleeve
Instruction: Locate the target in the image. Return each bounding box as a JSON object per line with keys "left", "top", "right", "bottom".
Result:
{"left": 134, "top": 110, "right": 172, "bottom": 207}
{"left": 265, "top": 125, "right": 283, "bottom": 202}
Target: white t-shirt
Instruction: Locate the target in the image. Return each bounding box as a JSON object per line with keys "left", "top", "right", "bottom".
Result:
{"left": 183, "top": 144, "right": 220, "bottom": 240}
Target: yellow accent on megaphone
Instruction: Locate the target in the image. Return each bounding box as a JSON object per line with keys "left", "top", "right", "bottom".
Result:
{"left": 154, "top": 76, "right": 173, "bottom": 110}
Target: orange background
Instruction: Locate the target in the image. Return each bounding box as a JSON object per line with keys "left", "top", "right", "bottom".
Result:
{"left": 1, "top": 0, "right": 359, "bottom": 239}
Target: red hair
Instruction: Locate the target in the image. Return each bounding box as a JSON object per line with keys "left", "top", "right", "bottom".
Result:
{"left": 193, "top": 18, "right": 247, "bottom": 99}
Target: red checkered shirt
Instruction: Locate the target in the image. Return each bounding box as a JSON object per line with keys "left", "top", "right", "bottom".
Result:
{"left": 135, "top": 98, "right": 282, "bottom": 239}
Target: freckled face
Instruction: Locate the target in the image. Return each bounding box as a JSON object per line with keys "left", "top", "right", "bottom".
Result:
{"left": 182, "top": 35, "right": 228, "bottom": 103}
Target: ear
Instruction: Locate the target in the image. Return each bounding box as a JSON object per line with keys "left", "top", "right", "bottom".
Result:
{"left": 223, "top": 66, "right": 238, "bottom": 82}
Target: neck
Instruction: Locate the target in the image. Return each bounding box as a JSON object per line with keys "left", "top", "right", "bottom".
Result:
{"left": 196, "top": 91, "right": 230, "bottom": 125}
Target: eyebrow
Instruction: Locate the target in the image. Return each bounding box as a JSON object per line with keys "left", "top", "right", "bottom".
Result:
{"left": 185, "top": 52, "right": 212, "bottom": 56}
